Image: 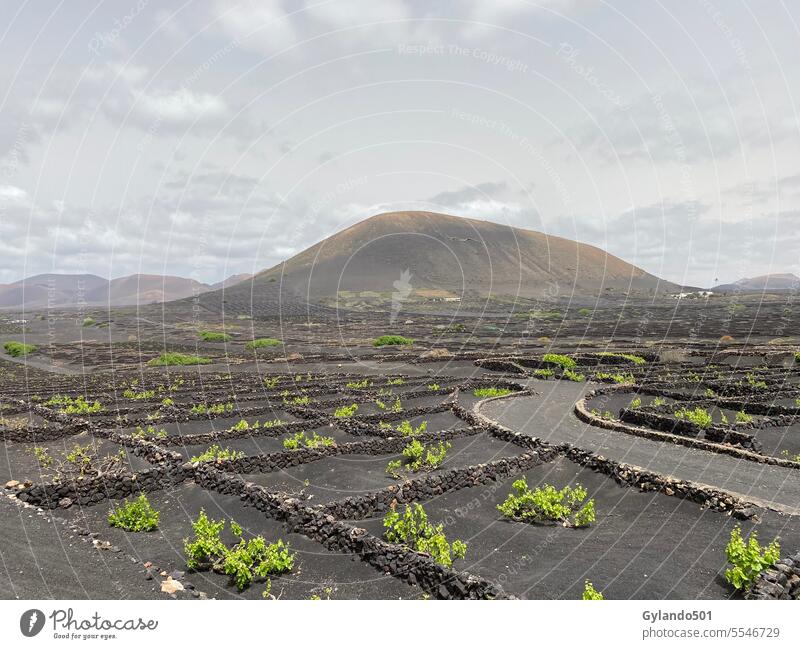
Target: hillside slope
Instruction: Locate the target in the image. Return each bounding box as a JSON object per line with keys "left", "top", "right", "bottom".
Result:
{"left": 192, "top": 211, "right": 682, "bottom": 316}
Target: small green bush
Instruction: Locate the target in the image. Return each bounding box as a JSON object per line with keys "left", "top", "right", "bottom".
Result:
{"left": 595, "top": 372, "right": 635, "bottom": 384}
{"left": 346, "top": 378, "right": 371, "bottom": 389}
{"left": 383, "top": 503, "right": 467, "bottom": 567}
{"left": 246, "top": 338, "right": 282, "bottom": 350}
{"left": 577, "top": 308, "right": 593, "bottom": 317}
{"left": 199, "top": 330, "right": 232, "bottom": 342}
{"left": 563, "top": 369, "right": 586, "bottom": 382}
{"left": 582, "top": 580, "right": 604, "bottom": 600}
{"left": 148, "top": 352, "right": 212, "bottom": 366}
{"left": 674, "top": 406, "right": 713, "bottom": 429}
{"left": 190, "top": 402, "right": 234, "bottom": 415}
{"left": 473, "top": 387, "right": 513, "bottom": 398}
{"left": 629, "top": 397, "right": 642, "bottom": 409}
{"left": 108, "top": 494, "right": 160, "bottom": 532}
{"left": 387, "top": 377, "right": 405, "bottom": 385}
{"left": 497, "top": 477, "right": 595, "bottom": 527}
{"left": 82, "top": 317, "right": 96, "bottom": 327}
{"left": 533, "top": 368, "right": 555, "bottom": 378}
{"left": 373, "top": 335, "right": 413, "bottom": 347}
{"left": 44, "top": 395, "right": 103, "bottom": 414}
{"left": 334, "top": 403, "right": 358, "bottom": 418}
{"left": 394, "top": 420, "right": 427, "bottom": 436}
{"left": 4, "top": 341, "right": 36, "bottom": 357}
{"left": 132, "top": 425, "right": 167, "bottom": 439}
{"left": 190, "top": 444, "right": 244, "bottom": 463}
{"left": 184, "top": 511, "right": 295, "bottom": 591}
{"left": 282, "top": 431, "right": 335, "bottom": 450}
{"left": 542, "top": 353, "right": 576, "bottom": 369}
{"left": 735, "top": 411, "right": 753, "bottom": 424}
{"left": 123, "top": 388, "right": 155, "bottom": 400}
{"left": 724, "top": 526, "right": 779, "bottom": 590}
{"left": 386, "top": 439, "right": 451, "bottom": 477}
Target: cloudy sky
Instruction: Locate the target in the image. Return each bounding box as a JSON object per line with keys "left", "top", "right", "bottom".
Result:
{"left": 1, "top": 0, "right": 798, "bottom": 287}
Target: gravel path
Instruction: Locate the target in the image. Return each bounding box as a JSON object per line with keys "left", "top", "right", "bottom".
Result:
{"left": 481, "top": 380, "right": 800, "bottom": 514}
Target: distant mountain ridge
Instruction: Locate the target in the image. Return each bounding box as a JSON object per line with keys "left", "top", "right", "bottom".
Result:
{"left": 193, "top": 211, "right": 687, "bottom": 316}
{"left": 712, "top": 273, "right": 800, "bottom": 293}
{"left": 0, "top": 272, "right": 253, "bottom": 309}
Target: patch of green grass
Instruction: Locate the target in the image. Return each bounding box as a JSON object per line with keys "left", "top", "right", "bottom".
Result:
{"left": 542, "top": 353, "right": 576, "bottom": 369}
{"left": 108, "top": 494, "right": 159, "bottom": 532}
{"left": 577, "top": 308, "right": 593, "bottom": 317}
{"left": 246, "top": 338, "right": 282, "bottom": 350}
{"left": 147, "top": 352, "right": 212, "bottom": 366}
{"left": 199, "top": 330, "right": 232, "bottom": 342}
{"left": 373, "top": 335, "right": 413, "bottom": 347}
{"left": 473, "top": 387, "right": 513, "bottom": 398}
{"left": 4, "top": 341, "right": 36, "bottom": 357}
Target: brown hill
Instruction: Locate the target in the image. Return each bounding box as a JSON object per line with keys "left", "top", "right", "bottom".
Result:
{"left": 248, "top": 211, "right": 680, "bottom": 300}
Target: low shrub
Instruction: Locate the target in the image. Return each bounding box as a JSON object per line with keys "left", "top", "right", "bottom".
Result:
{"left": 577, "top": 308, "right": 593, "bottom": 317}
{"left": 473, "top": 387, "right": 513, "bottom": 398}
{"left": 735, "top": 411, "right": 753, "bottom": 424}
{"left": 383, "top": 503, "right": 467, "bottom": 568}
{"left": 386, "top": 439, "right": 450, "bottom": 477}
{"left": 595, "top": 371, "right": 635, "bottom": 384}
{"left": 132, "top": 425, "right": 167, "bottom": 439}
{"left": 345, "top": 378, "right": 371, "bottom": 389}
{"left": 190, "top": 444, "right": 245, "bottom": 463}
{"left": 108, "top": 494, "right": 160, "bottom": 532}
{"left": 563, "top": 369, "right": 586, "bottom": 382}
{"left": 4, "top": 341, "right": 36, "bottom": 357}
{"left": 334, "top": 403, "right": 358, "bottom": 418}
{"left": 724, "top": 526, "right": 780, "bottom": 590}
{"left": 282, "top": 431, "right": 335, "bottom": 450}
{"left": 148, "top": 352, "right": 212, "bottom": 366}
{"left": 497, "top": 477, "right": 595, "bottom": 527}
{"left": 394, "top": 420, "right": 427, "bottom": 436}
{"left": 373, "top": 335, "right": 413, "bottom": 347}
{"left": 582, "top": 580, "right": 604, "bottom": 600}
{"left": 123, "top": 388, "right": 155, "bottom": 400}
{"left": 184, "top": 512, "right": 295, "bottom": 591}
{"left": 533, "top": 368, "right": 554, "bottom": 378}
{"left": 199, "top": 330, "right": 232, "bottom": 342}
{"left": 190, "top": 402, "right": 234, "bottom": 415}
{"left": 82, "top": 317, "right": 95, "bottom": 327}
{"left": 629, "top": 397, "right": 642, "bottom": 409}
{"left": 674, "top": 406, "right": 712, "bottom": 429}
{"left": 44, "top": 394, "right": 103, "bottom": 414}
{"left": 246, "top": 338, "right": 282, "bottom": 350}
{"left": 387, "top": 377, "right": 405, "bottom": 386}
{"left": 542, "top": 353, "right": 576, "bottom": 369}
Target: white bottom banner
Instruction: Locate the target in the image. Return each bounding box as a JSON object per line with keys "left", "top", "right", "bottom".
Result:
{"left": 1, "top": 600, "right": 796, "bottom": 647}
